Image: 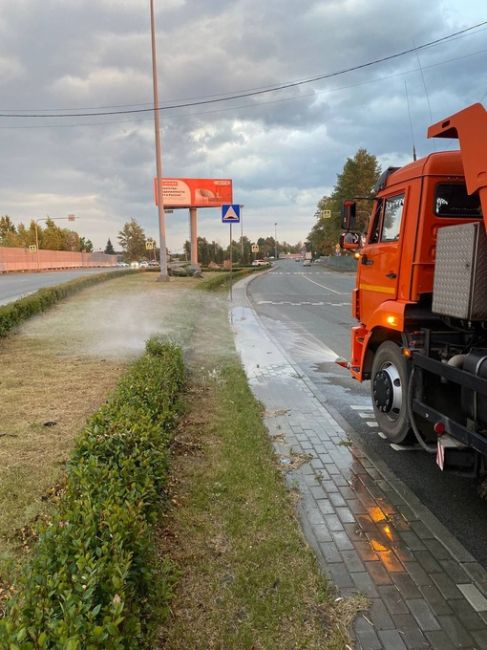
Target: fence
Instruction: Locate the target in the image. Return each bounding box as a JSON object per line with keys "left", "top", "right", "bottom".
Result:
{"left": 0, "top": 247, "right": 117, "bottom": 273}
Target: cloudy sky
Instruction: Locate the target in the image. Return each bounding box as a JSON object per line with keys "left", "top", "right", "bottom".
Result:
{"left": 0, "top": 0, "right": 486, "bottom": 252}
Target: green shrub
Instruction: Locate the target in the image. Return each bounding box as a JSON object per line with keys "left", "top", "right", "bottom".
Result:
{"left": 198, "top": 267, "right": 263, "bottom": 291}
{"left": 0, "top": 270, "right": 135, "bottom": 339}
{"left": 0, "top": 339, "right": 184, "bottom": 649}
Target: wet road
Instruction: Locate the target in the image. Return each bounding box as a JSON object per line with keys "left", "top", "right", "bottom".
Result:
{"left": 0, "top": 268, "right": 120, "bottom": 306}
{"left": 247, "top": 258, "right": 487, "bottom": 568}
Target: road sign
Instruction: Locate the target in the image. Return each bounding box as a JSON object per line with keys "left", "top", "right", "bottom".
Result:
{"left": 221, "top": 204, "right": 240, "bottom": 223}
{"left": 322, "top": 209, "right": 332, "bottom": 219}
{"left": 251, "top": 243, "right": 259, "bottom": 253}
{"left": 146, "top": 240, "right": 155, "bottom": 250}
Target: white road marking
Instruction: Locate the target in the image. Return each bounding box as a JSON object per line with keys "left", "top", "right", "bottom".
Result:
{"left": 378, "top": 432, "right": 388, "bottom": 439}
{"left": 390, "top": 443, "right": 422, "bottom": 451}
{"left": 256, "top": 300, "right": 351, "bottom": 307}
{"left": 350, "top": 405, "right": 373, "bottom": 411}
{"left": 302, "top": 275, "right": 344, "bottom": 295}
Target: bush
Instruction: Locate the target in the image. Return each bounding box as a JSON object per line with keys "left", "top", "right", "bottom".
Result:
{"left": 198, "top": 267, "right": 262, "bottom": 291}
{"left": 0, "top": 270, "right": 134, "bottom": 339}
{"left": 0, "top": 339, "right": 184, "bottom": 649}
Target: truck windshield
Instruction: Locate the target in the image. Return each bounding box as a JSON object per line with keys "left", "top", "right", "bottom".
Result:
{"left": 435, "top": 184, "right": 482, "bottom": 218}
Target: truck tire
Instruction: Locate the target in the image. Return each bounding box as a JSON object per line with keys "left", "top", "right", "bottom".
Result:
{"left": 371, "top": 341, "right": 412, "bottom": 443}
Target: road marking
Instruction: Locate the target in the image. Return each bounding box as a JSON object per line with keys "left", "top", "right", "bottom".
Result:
{"left": 350, "top": 405, "right": 373, "bottom": 411}
{"left": 390, "top": 443, "right": 422, "bottom": 451}
{"left": 302, "top": 275, "right": 343, "bottom": 294}
{"left": 378, "top": 431, "right": 388, "bottom": 439}
{"left": 256, "top": 300, "right": 351, "bottom": 307}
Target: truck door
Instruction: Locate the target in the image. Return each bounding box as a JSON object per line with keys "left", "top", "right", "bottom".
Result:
{"left": 358, "top": 193, "right": 405, "bottom": 320}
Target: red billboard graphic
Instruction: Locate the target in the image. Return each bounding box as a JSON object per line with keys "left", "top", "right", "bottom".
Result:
{"left": 154, "top": 178, "right": 233, "bottom": 208}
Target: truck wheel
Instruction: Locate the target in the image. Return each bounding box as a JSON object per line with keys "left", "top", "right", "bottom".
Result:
{"left": 371, "top": 341, "right": 411, "bottom": 443}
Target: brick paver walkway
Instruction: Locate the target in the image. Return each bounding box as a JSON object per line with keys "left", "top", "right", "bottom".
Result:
{"left": 232, "top": 278, "right": 487, "bottom": 649}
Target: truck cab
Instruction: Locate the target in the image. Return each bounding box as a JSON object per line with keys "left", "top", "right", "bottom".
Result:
{"left": 344, "top": 103, "right": 487, "bottom": 472}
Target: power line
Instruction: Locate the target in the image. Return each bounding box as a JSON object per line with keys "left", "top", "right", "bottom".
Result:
{"left": 1, "top": 45, "right": 486, "bottom": 130}
{"left": 0, "top": 20, "right": 485, "bottom": 119}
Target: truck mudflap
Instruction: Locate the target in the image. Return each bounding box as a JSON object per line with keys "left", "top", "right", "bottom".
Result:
{"left": 411, "top": 352, "right": 487, "bottom": 462}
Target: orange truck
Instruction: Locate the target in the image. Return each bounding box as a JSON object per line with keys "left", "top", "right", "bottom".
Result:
{"left": 341, "top": 103, "right": 487, "bottom": 474}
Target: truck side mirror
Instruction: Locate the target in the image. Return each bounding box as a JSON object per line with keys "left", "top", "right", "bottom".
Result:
{"left": 341, "top": 200, "right": 357, "bottom": 230}
{"left": 339, "top": 231, "right": 361, "bottom": 251}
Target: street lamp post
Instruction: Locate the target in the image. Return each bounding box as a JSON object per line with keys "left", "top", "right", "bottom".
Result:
{"left": 150, "top": 0, "right": 169, "bottom": 281}
{"left": 274, "top": 222, "right": 278, "bottom": 260}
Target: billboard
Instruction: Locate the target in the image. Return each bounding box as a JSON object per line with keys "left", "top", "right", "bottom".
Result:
{"left": 154, "top": 178, "right": 233, "bottom": 208}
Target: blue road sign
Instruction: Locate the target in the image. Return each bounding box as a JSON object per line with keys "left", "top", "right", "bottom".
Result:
{"left": 221, "top": 204, "right": 240, "bottom": 223}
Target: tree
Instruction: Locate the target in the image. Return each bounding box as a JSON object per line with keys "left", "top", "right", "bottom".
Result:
{"left": 0, "top": 216, "right": 18, "bottom": 247}
{"left": 118, "top": 218, "right": 146, "bottom": 261}
{"left": 308, "top": 149, "right": 381, "bottom": 255}
{"left": 104, "top": 238, "right": 115, "bottom": 255}
{"left": 183, "top": 237, "right": 225, "bottom": 265}
{"left": 79, "top": 237, "right": 94, "bottom": 253}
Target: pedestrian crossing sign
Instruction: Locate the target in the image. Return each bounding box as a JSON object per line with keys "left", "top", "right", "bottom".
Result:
{"left": 221, "top": 204, "right": 240, "bottom": 223}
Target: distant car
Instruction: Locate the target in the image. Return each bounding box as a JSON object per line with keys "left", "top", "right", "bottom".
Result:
{"left": 130, "top": 261, "right": 140, "bottom": 268}
{"left": 139, "top": 261, "right": 149, "bottom": 268}
{"left": 117, "top": 262, "right": 129, "bottom": 267}
{"left": 252, "top": 259, "right": 269, "bottom": 267}
{"left": 148, "top": 260, "right": 159, "bottom": 267}
{"left": 303, "top": 259, "right": 312, "bottom": 267}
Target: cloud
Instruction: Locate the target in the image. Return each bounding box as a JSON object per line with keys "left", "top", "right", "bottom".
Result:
{"left": 0, "top": 0, "right": 484, "bottom": 251}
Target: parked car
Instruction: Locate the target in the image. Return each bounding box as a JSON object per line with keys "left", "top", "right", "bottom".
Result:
{"left": 252, "top": 259, "right": 269, "bottom": 267}
{"left": 303, "top": 259, "right": 311, "bottom": 267}
{"left": 139, "top": 261, "right": 149, "bottom": 268}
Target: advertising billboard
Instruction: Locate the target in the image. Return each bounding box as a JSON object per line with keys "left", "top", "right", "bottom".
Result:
{"left": 154, "top": 178, "right": 233, "bottom": 208}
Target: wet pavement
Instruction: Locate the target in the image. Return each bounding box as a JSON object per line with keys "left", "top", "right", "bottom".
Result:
{"left": 231, "top": 275, "right": 487, "bottom": 650}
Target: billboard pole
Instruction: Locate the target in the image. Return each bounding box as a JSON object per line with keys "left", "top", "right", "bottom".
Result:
{"left": 190, "top": 206, "right": 198, "bottom": 265}
{"left": 150, "top": 0, "right": 169, "bottom": 281}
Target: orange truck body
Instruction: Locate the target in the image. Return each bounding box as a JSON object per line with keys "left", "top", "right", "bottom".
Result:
{"left": 351, "top": 104, "right": 487, "bottom": 381}
{"left": 346, "top": 103, "right": 487, "bottom": 472}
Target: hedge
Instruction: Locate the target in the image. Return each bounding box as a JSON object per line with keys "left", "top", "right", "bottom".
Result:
{"left": 0, "top": 339, "right": 184, "bottom": 649}
{"left": 198, "top": 267, "right": 264, "bottom": 291}
{"left": 0, "top": 270, "right": 135, "bottom": 339}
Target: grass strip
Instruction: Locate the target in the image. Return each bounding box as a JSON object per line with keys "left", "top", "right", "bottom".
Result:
{"left": 0, "top": 270, "right": 135, "bottom": 338}
{"left": 0, "top": 339, "right": 184, "bottom": 649}
{"left": 157, "top": 300, "right": 364, "bottom": 648}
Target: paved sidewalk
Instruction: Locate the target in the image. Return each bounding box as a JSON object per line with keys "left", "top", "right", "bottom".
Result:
{"left": 231, "top": 277, "right": 487, "bottom": 650}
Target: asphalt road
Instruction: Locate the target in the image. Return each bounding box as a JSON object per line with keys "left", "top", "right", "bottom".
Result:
{"left": 247, "top": 258, "right": 487, "bottom": 568}
{"left": 0, "top": 268, "right": 121, "bottom": 306}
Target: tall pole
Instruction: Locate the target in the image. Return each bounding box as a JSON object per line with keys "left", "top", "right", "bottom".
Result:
{"left": 229, "top": 223, "right": 233, "bottom": 301}
{"left": 240, "top": 209, "right": 243, "bottom": 261}
{"left": 189, "top": 207, "right": 198, "bottom": 265}
{"left": 150, "top": 0, "right": 169, "bottom": 281}
{"left": 35, "top": 221, "right": 40, "bottom": 273}
{"left": 274, "top": 222, "right": 278, "bottom": 260}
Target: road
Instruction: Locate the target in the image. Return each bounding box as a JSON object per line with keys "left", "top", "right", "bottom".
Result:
{"left": 247, "top": 258, "right": 487, "bottom": 567}
{"left": 0, "top": 268, "right": 120, "bottom": 306}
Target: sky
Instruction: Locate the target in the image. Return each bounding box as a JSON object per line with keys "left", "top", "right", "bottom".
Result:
{"left": 0, "top": 0, "right": 486, "bottom": 253}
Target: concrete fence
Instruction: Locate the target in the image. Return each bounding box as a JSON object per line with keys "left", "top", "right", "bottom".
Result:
{"left": 0, "top": 247, "right": 117, "bottom": 273}
{"left": 316, "top": 255, "right": 357, "bottom": 272}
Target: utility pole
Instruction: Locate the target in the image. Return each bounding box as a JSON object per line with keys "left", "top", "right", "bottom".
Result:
{"left": 150, "top": 0, "right": 169, "bottom": 280}
{"left": 274, "top": 222, "right": 278, "bottom": 260}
